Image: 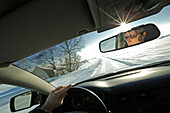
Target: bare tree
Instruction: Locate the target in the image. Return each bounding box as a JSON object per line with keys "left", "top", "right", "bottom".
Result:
{"left": 58, "top": 37, "right": 86, "bottom": 72}
{"left": 14, "top": 58, "right": 33, "bottom": 71}
{"left": 33, "top": 36, "right": 86, "bottom": 74}
{"left": 38, "top": 46, "right": 61, "bottom": 71}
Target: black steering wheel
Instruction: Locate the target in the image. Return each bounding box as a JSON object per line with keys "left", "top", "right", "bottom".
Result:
{"left": 54, "top": 87, "right": 109, "bottom": 113}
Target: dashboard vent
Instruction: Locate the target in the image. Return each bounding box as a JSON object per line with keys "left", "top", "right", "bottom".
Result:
{"left": 135, "top": 90, "right": 154, "bottom": 101}
{"left": 117, "top": 94, "right": 133, "bottom": 104}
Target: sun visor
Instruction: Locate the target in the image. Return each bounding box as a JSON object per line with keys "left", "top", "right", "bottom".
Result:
{"left": 87, "top": 0, "right": 170, "bottom": 33}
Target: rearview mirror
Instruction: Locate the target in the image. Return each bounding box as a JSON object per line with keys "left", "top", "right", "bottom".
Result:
{"left": 10, "top": 91, "right": 39, "bottom": 112}
{"left": 99, "top": 23, "right": 160, "bottom": 52}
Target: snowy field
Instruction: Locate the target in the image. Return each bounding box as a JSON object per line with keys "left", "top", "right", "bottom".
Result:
{"left": 0, "top": 36, "right": 170, "bottom": 113}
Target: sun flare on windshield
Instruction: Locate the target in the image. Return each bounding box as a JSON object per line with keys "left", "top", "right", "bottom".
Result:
{"left": 119, "top": 22, "right": 131, "bottom": 31}
{"left": 120, "top": 22, "right": 127, "bottom": 27}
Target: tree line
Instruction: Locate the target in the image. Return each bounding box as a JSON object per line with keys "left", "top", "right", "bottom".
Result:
{"left": 14, "top": 36, "right": 87, "bottom": 76}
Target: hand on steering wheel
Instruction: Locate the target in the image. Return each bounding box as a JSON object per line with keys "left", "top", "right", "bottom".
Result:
{"left": 41, "top": 84, "right": 72, "bottom": 112}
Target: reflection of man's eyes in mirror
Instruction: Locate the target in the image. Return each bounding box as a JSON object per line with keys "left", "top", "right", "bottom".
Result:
{"left": 123, "top": 28, "right": 146, "bottom": 46}
{"left": 124, "top": 34, "right": 136, "bottom": 40}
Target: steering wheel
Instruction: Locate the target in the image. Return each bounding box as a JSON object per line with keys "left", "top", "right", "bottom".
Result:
{"left": 54, "top": 87, "right": 109, "bottom": 113}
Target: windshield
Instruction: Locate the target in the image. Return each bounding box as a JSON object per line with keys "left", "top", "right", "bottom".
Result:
{"left": 14, "top": 5, "right": 170, "bottom": 86}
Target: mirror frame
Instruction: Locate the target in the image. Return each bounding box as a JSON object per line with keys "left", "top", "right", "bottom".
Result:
{"left": 99, "top": 23, "right": 160, "bottom": 53}
{"left": 99, "top": 35, "right": 118, "bottom": 53}
{"left": 10, "top": 91, "right": 39, "bottom": 112}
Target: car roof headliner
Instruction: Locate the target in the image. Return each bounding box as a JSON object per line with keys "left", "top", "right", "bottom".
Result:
{"left": 0, "top": 0, "right": 169, "bottom": 65}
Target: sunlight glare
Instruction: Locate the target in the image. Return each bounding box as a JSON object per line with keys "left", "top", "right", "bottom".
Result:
{"left": 122, "top": 70, "right": 152, "bottom": 79}
{"left": 120, "top": 22, "right": 127, "bottom": 27}
{"left": 96, "top": 81, "right": 108, "bottom": 87}
{"left": 79, "top": 44, "right": 101, "bottom": 60}
{"left": 119, "top": 22, "right": 131, "bottom": 32}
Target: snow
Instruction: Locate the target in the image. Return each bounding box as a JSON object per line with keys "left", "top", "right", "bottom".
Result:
{"left": 0, "top": 103, "right": 38, "bottom": 113}
{"left": 102, "top": 36, "right": 170, "bottom": 71}
{"left": 0, "top": 84, "right": 29, "bottom": 113}
{"left": 51, "top": 36, "right": 170, "bottom": 87}
{"left": 0, "top": 84, "right": 17, "bottom": 93}
{"left": 1, "top": 36, "right": 170, "bottom": 112}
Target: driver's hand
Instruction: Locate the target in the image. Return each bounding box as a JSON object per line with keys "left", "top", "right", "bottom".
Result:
{"left": 41, "top": 84, "right": 72, "bottom": 112}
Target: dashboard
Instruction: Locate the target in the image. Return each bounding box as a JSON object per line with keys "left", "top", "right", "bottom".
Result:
{"left": 62, "top": 65, "right": 170, "bottom": 113}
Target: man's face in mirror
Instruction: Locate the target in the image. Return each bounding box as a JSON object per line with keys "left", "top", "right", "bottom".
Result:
{"left": 124, "top": 28, "right": 146, "bottom": 46}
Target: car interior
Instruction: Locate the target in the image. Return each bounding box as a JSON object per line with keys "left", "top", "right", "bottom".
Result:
{"left": 0, "top": 0, "right": 170, "bottom": 113}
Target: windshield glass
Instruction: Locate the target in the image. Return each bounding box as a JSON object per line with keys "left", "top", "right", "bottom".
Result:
{"left": 14, "top": 5, "right": 170, "bottom": 86}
